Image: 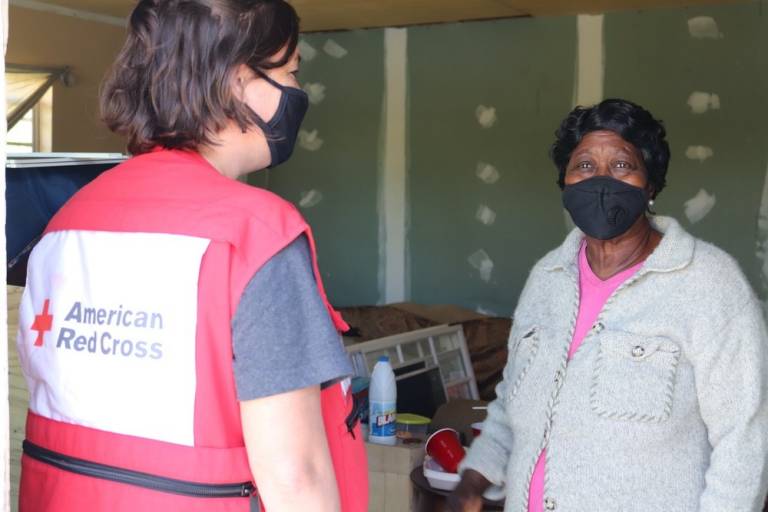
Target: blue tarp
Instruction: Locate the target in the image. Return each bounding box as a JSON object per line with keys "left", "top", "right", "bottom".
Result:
{"left": 6, "top": 155, "right": 124, "bottom": 285}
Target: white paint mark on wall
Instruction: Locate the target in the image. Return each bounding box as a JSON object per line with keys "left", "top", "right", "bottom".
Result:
{"left": 687, "top": 91, "right": 721, "bottom": 114}
{"left": 569, "top": 14, "right": 604, "bottom": 235}
{"left": 303, "top": 82, "right": 326, "bottom": 105}
{"left": 298, "top": 40, "right": 318, "bottom": 61}
{"left": 476, "top": 162, "right": 501, "bottom": 184}
{"left": 685, "top": 145, "right": 714, "bottom": 162}
{"left": 755, "top": 161, "right": 768, "bottom": 315}
{"left": 684, "top": 189, "right": 716, "bottom": 224}
{"left": 298, "top": 129, "right": 324, "bottom": 151}
{"left": 475, "top": 305, "right": 499, "bottom": 317}
{"left": 475, "top": 105, "right": 497, "bottom": 128}
{"left": 688, "top": 16, "right": 723, "bottom": 39}
{"left": 323, "top": 39, "right": 349, "bottom": 59}
{"left": 299, "top": 190, "right": 323, "bottom": 209}
{"left": 379, "top": 28, "right": 408, "bottom": 304}
{"left": 475, "top": 204, "right": 497, "bottom": 226}
{"left": 468, "top": 250, "right": 494, "bottom": 283}
{"left": 574, "top": 14, "right": 605, "bottom": 107}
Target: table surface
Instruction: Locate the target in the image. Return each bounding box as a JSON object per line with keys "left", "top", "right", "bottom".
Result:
{"left": 409, "top": 465, "right": 505, "bottom": 510}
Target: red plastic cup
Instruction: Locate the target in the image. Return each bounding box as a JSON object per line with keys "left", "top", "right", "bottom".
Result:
{"left": 425, "top": 428, "right": 465, "bottom": 473}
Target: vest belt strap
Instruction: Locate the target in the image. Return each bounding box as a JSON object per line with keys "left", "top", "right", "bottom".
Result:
{"left": 23, "top": 440, "right": 255, "bottom": 499}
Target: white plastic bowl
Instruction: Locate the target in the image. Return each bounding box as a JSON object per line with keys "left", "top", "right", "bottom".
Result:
{"left": 423, "top": 455, "right": 461, "bottom": 491}
{"left": 423, "top": 455, "right": 506, "bottom": 501}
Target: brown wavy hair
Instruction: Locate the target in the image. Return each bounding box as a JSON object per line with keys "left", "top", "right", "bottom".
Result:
{"left": 100, "top": 0, "right": 299, "bottom": 155}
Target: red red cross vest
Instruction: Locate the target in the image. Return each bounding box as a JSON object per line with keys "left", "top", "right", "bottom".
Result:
{"left": 16, "top": 149, "right": 368, "bottom": 511}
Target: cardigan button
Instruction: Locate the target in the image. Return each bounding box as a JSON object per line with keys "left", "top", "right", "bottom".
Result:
{"left": 544, "top": 497, "right": 556, "bottom": 510}
{"left": 632, "top": 345, "right": 646, "bottom": 358}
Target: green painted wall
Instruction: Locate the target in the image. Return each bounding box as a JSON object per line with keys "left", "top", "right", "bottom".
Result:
{"left": 603, "top": 3, "right": 768, "bottom": 301}
{"left": 407, "top": 17, "right": 577, "bottom": 316}
{"left": 249, "top": 30, "right": 385, "bottom": 307}
{"left": 251, "top": 5, "right": 768, "bottom": 313}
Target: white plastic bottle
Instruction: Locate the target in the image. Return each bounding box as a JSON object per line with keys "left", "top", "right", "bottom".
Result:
{"left": 368, "top": 356, "right": 397, "bottom": 445}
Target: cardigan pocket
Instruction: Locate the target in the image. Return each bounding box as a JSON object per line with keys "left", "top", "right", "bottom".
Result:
{"left": 590, "top": 332, "right": 681, "bottom": 422}
{"left": 505, "top": 325, "right": 540, "bottom": 402}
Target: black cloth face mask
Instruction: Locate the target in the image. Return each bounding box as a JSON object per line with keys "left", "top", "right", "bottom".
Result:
{"left": 252, "top": 72, "right": 309, "bottom": 168}
{"left": 562, "top": 176, "right": 649, "bottom": 240}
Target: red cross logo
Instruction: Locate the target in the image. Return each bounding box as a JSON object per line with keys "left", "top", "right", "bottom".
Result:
{"left": 31, "top": 299, "right": 53, "bottom": 347}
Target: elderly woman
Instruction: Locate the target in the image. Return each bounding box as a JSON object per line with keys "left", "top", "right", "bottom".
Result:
{"left": 450, "top": 99, "right": 768, "bottom": 512}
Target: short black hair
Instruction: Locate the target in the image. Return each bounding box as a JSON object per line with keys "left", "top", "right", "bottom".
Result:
{"left": 550, "top": 98, "right": 670, "bottom": 198}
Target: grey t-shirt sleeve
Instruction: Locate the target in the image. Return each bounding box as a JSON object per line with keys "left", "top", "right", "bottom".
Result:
{"left": 231, "top": 234, "right": 353, "bottom": 401}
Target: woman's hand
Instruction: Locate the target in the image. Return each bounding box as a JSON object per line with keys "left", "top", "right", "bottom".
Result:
{"left": 447, "top": 469, "right": 492, "bottom": 512}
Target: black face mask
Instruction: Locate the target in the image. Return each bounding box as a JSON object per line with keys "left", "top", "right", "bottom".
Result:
{"left": 562, "top": 176, "right": 648, "bottom": 240}
{"left": 253, "top": 72, "right": 309, "bottom": 168}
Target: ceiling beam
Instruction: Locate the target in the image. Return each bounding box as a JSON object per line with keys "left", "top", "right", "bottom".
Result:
{"left": 501, "top": 0, "right": 752, "bottom": 16}
{"left": 292, "top": 0, "right": 529, "bottom": 32}
{"left": 10, "top": 0, "right": 126, "bottom": 27}
{"left": 9, "top": 0, "right": 755, "bottom": 33}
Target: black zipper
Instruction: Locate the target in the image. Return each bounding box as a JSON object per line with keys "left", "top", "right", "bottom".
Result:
{"left": 23, "top": 440, "right": 255, "bottom": 499}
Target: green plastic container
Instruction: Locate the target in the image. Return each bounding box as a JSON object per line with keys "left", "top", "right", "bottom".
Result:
{"left": 395, "top": 413, "right": 431, "bottom": 441}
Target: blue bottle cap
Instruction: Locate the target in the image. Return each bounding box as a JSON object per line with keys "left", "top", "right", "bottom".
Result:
{"left": 378, "top": 355, "right": 389, "bottom": 362}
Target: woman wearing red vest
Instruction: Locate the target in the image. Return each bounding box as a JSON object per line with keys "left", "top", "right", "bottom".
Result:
{"left": 16, "top": 1, "right": 367, "bottom": 511}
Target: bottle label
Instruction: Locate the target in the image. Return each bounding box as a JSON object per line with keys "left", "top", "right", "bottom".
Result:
{"left": 370, "top": 400, "right": 396, "bottom": 438}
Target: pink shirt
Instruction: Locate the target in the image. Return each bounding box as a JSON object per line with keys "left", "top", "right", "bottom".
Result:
{"left": 527, "top": 243, "right": 644, "bottom": 512}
